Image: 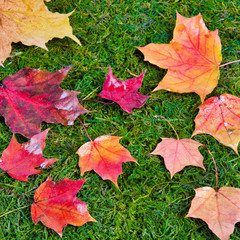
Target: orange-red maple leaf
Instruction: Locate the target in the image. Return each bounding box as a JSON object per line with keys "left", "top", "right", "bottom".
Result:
{"left": 0, "top": 0, "right": 80, "bottom": 65}
{"left": 31, "top": 176, "right": 96, "bottom": 237}
{"left": 0, "top": 129, "right": 58, "bottom": 181}
{"left": 192, "top": 94, "right": 240, "bottom": 154}
{"left": 137, "top": 12, "right": 222, "bottom": 102}
{"left": 186, "top": 186, "right": 240, "bottom": 240}
{"left": 76, "top": 135, "right": 138, "bottom": 186}
{"left": 151, "top": 138, "right": 204, "bottom": 178}
{"left": 0, "top": 66, "right": 88, "bottom": 138}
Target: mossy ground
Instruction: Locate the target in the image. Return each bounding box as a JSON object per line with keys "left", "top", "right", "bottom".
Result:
{"left": 0, "top": 0, "right": 239, "bottom": 239}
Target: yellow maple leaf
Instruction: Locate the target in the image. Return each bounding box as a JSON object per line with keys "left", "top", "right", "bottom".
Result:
{"left": 0, "top": 0, "right": 80, "bottom": 66}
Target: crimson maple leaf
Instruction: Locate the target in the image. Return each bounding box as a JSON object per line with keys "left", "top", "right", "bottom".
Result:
{"left": 98, "top": 67, "right": 149, "bottom": 113}
{"left": 0, "top": 66, "right": 88, "bottom": 138}
{"left": 0, "top": 129, "right": 58, "bottom": 181}
{"left": 76, "top": 135, "right": 138, "bottom": 186}
{"left": 31, "top": 176, "right": 96, "bottom": 237}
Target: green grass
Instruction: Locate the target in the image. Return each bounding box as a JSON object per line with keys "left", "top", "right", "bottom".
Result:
{"left": 0, "top": 0, "right": 240, "bottom": 239}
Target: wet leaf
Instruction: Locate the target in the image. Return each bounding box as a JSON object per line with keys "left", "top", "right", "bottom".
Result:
{"left": 192, "top": 94, "right": 240, "bottom": 154}
{"left": 0, "top": 66, "right": 88, "bottom": 138}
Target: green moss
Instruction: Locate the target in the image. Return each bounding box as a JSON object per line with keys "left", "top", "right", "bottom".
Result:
{"left": 0, "top": 0, "right": 239, "bottom": 239}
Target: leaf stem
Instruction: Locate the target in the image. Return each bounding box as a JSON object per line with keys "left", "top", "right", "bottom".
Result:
{"left": 0, "top": 172, "right": 6, "bottom": 175}
{"left": 219, "top": 59, "right": 240, "bottom": 68}
{"left": 0, "top": 186, "right": 33, "bottom": 203}
{"left": 77, "top": 117, "right": 93, "bottom": 142}
{"left": 154, "top": 115, "right": 179, "bottom": 140}
{"left": 203, "top": 145, "right": 218, "bottom": 191}
{"left": 0, "top": 205, "right": 29, "bottom": 219}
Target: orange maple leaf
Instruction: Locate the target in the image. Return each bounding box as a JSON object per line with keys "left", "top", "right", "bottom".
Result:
{"left": 186, "top": 186, "right": 240, "bottom": 240}
{"left": 31, "top": 176, "right": 96, "bottom": 237}
{"left": 137, "top": 12, "right": 222, "bottom": 102}
{"left": 76, "top": 135, "right": 138, "bottom": 187}
{"left": 0, "top": 0, "right": 80, "bottom": 65}
{"left": 151, "top": 138, "right": 204, "bottom": 178}
{"left": 192, "top": 94, "right": 240, "bottom": 154}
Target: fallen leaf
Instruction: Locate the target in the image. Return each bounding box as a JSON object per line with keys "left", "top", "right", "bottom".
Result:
{"left": 151, "top": 138, "right": 204, "bottom": 178}
{"left": 0, "top": 0, "right": 80, "bottom": 65}
{"left": 0, "top": 129, "right": 57, "bottom": 181}
{"left": 137, "top": 12, "right": 222, "bottom": 102}
{"left": 76, "top": 135, "right": 138, "bottom": 186}
{"left": 0, "top": 66, "right": 88, "bottom": 138}
{"left": 192, "top": 94, "right": 240, "bottom": 154}
{"left": 186, "top": 186, "right": 240, "bottom": 240}
{"left": 98, "top": 67, "right": 149, "bottom": 113}
{"left": 31, "top": 176, "right": 96, "bottom": 237}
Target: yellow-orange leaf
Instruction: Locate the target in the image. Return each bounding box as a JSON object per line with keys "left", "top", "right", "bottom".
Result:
{"left": 137, "top": 12, "right": 222, "bottom": 102}
{"left": 0, "top": 0, "right": 80, "bottom": 65}
{"left": 76, "top": 135, "right": 138, "bottom": 187}
{"left": 192, "top": 94, "right": 240, "bottom": 154}
{"left": 186, "top": 187, "right": 240, "bottom": 240}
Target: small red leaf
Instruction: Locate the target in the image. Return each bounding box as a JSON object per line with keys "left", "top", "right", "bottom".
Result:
{"left": 31, "top": 176, "right": 96, "bottom": 237}
{"left": 0, "top": 129, "right": 58, "bottom": 181}
{"left": 0, "top": 66, "right": 89, "bottom": 138}
{"left": 151, "top": 138, "right": 204, "bottom": 178}
{"left": 98, "top": 67, "right": 149, "bottom": 113}
{"left": 76, "top": 135, "right": 138, "bottom": 186}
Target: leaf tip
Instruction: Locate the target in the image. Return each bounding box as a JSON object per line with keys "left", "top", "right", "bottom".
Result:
{"left": 114, "top": 181, "right": 120, "bottom": 189}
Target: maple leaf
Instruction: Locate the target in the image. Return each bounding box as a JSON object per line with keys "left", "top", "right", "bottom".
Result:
{"left": 0, "top": 0, "right": 80, "bottom": 65}
{"left": 137, "top": 12, "right": 222, "bottom": 102}
{"left": 186, "top": 186, "right": 240, "bottom": 240}
{"left": 0, "top": 66, "right": 88, "bottom": 138}
{"left": 192, "top": 94, "right": 240, "bottom": 154}
{"left": 31, "top": 176, "right": 96, "bottom": 237}
{"left": 98, "top": 67, "right": 149, "bottom": 113}
{"left": 0, "top": 129, "right": 57, "bottom": 181}
{"left": 151, "top": 138, "right": 204, "bottom": 178}
{"left": 76, "top": 135, "right": 138, "bottom": 186}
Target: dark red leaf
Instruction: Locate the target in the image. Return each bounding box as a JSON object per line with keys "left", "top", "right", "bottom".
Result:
{"left": 0, "top": 66, "right": 88, "bottom": 138}
{"left": 98, "top": 67, "right": 149, "bottom": 113}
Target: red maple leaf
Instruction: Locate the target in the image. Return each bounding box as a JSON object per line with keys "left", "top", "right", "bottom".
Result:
{"left": 0, "top": 129, "right": 58, "bottom": 181}
{"left": 0, "top": 66, "right": 88, "bottom": 138}
{"left": 31, "top": 176, "right": 96, "bottom": 237}
{"left": 98, "top": 67, "right": 149, "bottom": 113}
{"left": 76, "top": 135, "right": 138, "bottom": 186}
